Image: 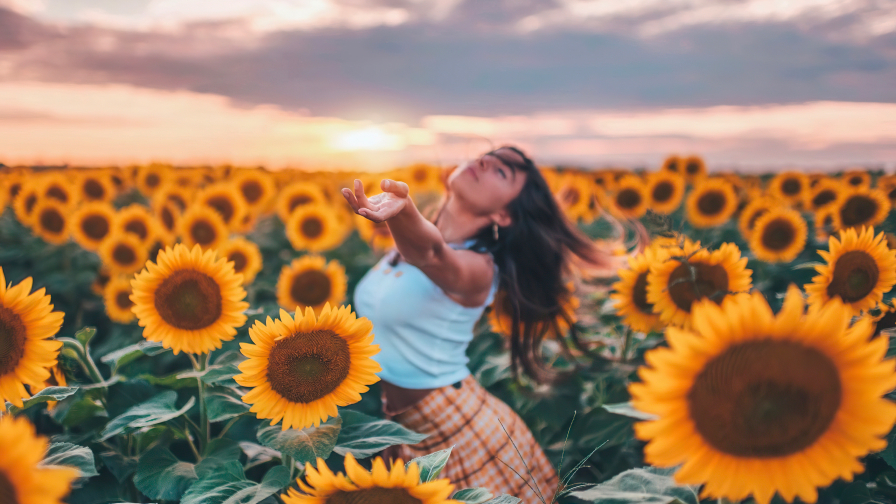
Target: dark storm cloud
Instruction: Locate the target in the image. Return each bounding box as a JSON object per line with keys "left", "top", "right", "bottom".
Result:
{"left": 1, "top": 6, "right": 894, "bottom": 122}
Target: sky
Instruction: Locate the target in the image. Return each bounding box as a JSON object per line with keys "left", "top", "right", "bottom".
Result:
{"left": 0, "top": 0, "right": 894, "bottom": 172}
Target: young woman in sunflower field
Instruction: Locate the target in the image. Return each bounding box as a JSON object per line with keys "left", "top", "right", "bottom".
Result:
{"left": 342, "top": 145, "right": 622, "bottom": 501}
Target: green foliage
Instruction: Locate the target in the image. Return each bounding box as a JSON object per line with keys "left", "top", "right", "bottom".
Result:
{"left": 565, "top": 467, "right": 700, "bottom": 504}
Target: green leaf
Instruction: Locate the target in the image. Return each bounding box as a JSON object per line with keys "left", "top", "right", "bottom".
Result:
{"left": 452, "top": 487, "right": 494, "bottom": 503}
{"left": 100, "top": 341, "right": 167, "bottom": 373}
{"left": 206, "top": 387, "right": 251, "bottom": 422}
{"left": 882, "top": 425, "right": 896, "bottom": 470}
{"left": 40, "top": 443, "right": 99, "bottom": 478}
{"left": 791, "top": 261, "right": 824, "bottom": 270}
{"left": 196, "top": 439, "right": 244, "bottom": 478}
{"left": 333, "top": 410, "right": 429, "bottom": 459}
{"left": 75, "top": 327, "right": 97, "bottom": 347}
{"left": 257, "top": 416, "right": 342, "bottom": 466}
{"left": 202, "top": 363, "right": 242, "bottom": 387}
{"left": 182, "top": 462, "right": 290, "bottom": 504}
{"left": 101, "top": 391, "right": 196, "bottom": 441}
{"left": 407, "top": 447, "right": 453, "bottom": 482}
{"left": 99, "top": 451, "right": 139, "bottom": 483}
{"left": 565, "top": 467, "right": 699, "bottom": 504}
{"left": 601, "top": 402, "right": 657, "bottom": 421}
{"left": 133, "top": 447, "right": 198, "bottom": 501}
{"left": 6, "top": 386, "right": 79, "bottom": 413}
{"left": 482, "top": 496, "right": 522, "bottom": 504}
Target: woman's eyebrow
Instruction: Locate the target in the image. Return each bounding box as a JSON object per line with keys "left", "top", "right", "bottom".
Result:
{"left": 484, "top": 154, "right": 517, "bottom": 182}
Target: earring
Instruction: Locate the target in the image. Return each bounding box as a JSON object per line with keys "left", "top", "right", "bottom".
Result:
{"left": 492, "top": 222, "right": 499, "bottom": 240}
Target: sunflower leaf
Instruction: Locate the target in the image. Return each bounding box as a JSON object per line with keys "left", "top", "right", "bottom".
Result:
{"left": 452, "top": 487, "right": 494, "bottom": 503}
{"left": 133, "top": 447, "right": 199, "bottom": 501}
{"left": 100, "top": 391, "right": 196, "bottom": 441}
{"left": 100, "top": 340, "right": 168, "bottom": 373}
{"left": 6, "top": 386, "right": 79, "bottom": 413}
{"left": 181, "top": 462, "right": 290, "bottom": 504}
{"left": 481, "top": 496, "right": 522, "bottom": 504}
{"left": 333, "top": 410, "right": 429, "bottom": 459}
{"left": 206, "top": 387, "right": 251, "bottom": 422}
{"left": 407, "top": 446, "right": 453, "bottom": 482}
{"left": 75, "top": 326, "right": 97, "bottom": 347}
{"left": 564, "top": 466, "right": 699, "bottom": 504}
{"left": 601, "top": 402, "right": 658, "bottom": 421}
{"left": 40, "top": 442, "right": 99, "bottom": 478}
{"left": 257, "top": 415, "right": 342, "bottom": 465}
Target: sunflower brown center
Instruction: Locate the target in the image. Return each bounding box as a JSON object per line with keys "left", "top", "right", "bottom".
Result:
{"left": 827, "top": 250, "right": 879, "bottom": 303}
{"left": 46, "top": 186, "right": 68, "bottom": 203}
{"left": 812, "top": 189, "right": 836, "bottom": 208}
{"left": 414, "top": 168, "right": 428, "bottom": 182}
{"left": 289, "top": 195, "right": 312, "bottom": 212}
{"left": 229, "top": 251, "right": 248, "bottom": 273}
{"left": 747, "top": 208, "right": 768, "bottom": 231}
{"left": 24, "top": 195, "right": 37, "bottom": 214}
{"left": 241, "top": 180, "right": 264, "bottom": 203}
{"left": 616, "top": 189, "right": 641, "bottom": 210}
{"left": 760, "top": 218, "right": 796, "bottom": 252}
{"left": 326, "top": 489, "right": 423, "bottom": 504}
{"left": 125, "top": 219, "right": 149, "bottom": 240}
{"left": 849, "top": 175, "right": 863, "bottom": 186}
{"left": 781, "top": 179, "right": 801, "bottom": 195}
{"left": 0, "top": 306, "right": 27, "bottom": 376}
{"left": 160, "top": 207, "right": 175, "bottom": 231}
{"left": 207, "top": 196, "right": 235, "bottom": 223}
{"left": 168, "top": 195, "right": 187, "bottom": 210}
{"left": 667, "top": 261, "right": 729, "bottom": 312}
{"left": 290, "top": 270, "right": 332, "bottom": 307}
{"left": 652, "top": 181, "right": 674, "bottom": 203}
{"left": 688, "top": 340, "right": 841, "bottom": 457}
{"left": 84, "top": 179, "right": 106, "bottom": 200}
{"left": 666, "top": 160, "right": 680, "bottom": 172}
{"left": 82, "top": 214, "right": 110, "bottom": 241}
{"left": 267, "top": 330, "right": 351, "bottom": 404}
{"left": 696, "top": 191, "right": 726, "bottom": 216}
{"left": 116, "top": 291, "right": 133, "bottom": 310}
{"left": 0, "top": 469, "right": 18, "bottom": 504}
{"left": 153, "top": 269, "right": 223, "bottom": 330}
{"left": 190, "top": 220, "right": 218, "bottom": 246}
{"left": 145, "top": 173, "right": 161, "bottom": 188}
{"left": 839, "top": 195, "right": 878, "bottom": 227}
{"left": 685, "top": 161, "right": 700, "bottom": 175}
{"left": 9, "top": 183, "right": 20, "bottom": 199}
{"left": 632, "top": 272, "right": 652, "bottom": 313}
{"left": 112, "top": 243, "right": 136, "bottom": 266}
{"left": 301, "top": 217, "right": 324, "bottom": 239}
{"left": 39, "top": 208, "right": 65, "bottom": 234}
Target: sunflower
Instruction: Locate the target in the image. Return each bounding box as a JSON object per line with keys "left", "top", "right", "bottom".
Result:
{"left": 277, "top": 256, "right": 347, "bottom": 314}
{"left": 609, "top": 175, "right": 648, "bottom": 219}
{"left": 686, "top": 178, "right": 738, "bottom": 228}
{"left": 661, "top": 155, "right": 682, "bottom": 175}
{"left": 282, "top": 453, "right": 459, "bottom": 504}
{"left": 841, "top": 169, "right": 871, "bottom": 189}
{"left": 0, "top": 267, "right": 65, "bottom": 408}
{"left": 630, "top": 286, "right": 896, "bottom": 504}
{"left": 277, "top": 182, "right": 328, "bottom": 223}
{"left": 611, "top": 246, "right": 671, "bottom": 333}
{"left": 91, "top": 267, "right": 112, "bottom": 296}
{"left": 114, "top": 204, "right": 158, "bottom": 246}
{"left": 353, "top": 214, "right": 395, "bottom": 251}
{"left": 104, "top": 275, "right": 136, "bottom": 324}
{"left": 179, "top": 205, "right": 229, "bottom": 251}
{"left": 645, "top": 171, "right": 685, "bottom": 215}
{"left": 834, "top": 187, "right": 890, "bottom": 231}
{"left": 814, "top": 205, "right": 841, "bottom": 243}
{"left": 98, "top": 232, "right": 148, "bottom": 275}
{"left": 197, "top": 183, "right": 248, "bottom": 230}
{"left": 235, "top": 304, "right": 381, "bottom": 430}
{"left": 556, "top": 173, "right": 595, "bottom": 222}
{"left": 767, "top": 171, "right": 809, "bottom": 207}
{"left": 488, "top": 282, "right": 579, "bottom": 339}
{"left": 681, "top": 155, "right": 706, "bottom": 181}
{"left": 218, "top": 237, "right": 263, "bottom": 285}
{"left": 805, "top": 226, "right": 896, "bottom": 315}
{"left": 285, "top": 204, "right": 348, "bottom": 252}
{"left": 749, "top": 207, "right": 808, "bottom": 263}
{"left": 404, "top": 163, "right": 444, "bottom": 195}
{"left": 30, "top": 200, "right": 69, "bottom": 245}
{"left": 232, "top": 169, "right": 276, "bottom": 214}
{"left": 135, "top": 163, "right": 170, "bottom": 197}
{"left": 736, "top": 197, "right": 775, "bottom": 241}
{"left": 12, "top": 183, "right": 40, "bottom": 227}
{"left": 806, "top": 178, "right": 842, "bottom": 212}
{"left": 647, "top": 239, "right": 752, "bottom": 329}
{"left": 130, "top": 243, "right": 248, "bottom": 355}
{"left": 877, "top": 175, "right": 896, "bottom": 207}
{"left": 76, "top": 171, "right": 114, "bottom": 203}
{"left": 0, "top": 416, "right": 78, "bottom": 504}
{"left": 151, "top": 183, "right": 192, "bottom": 213}
{"left": 70, "top": 202, "right": 117, "bottom": 251}
{"left": 155, "top": 201, "right": 181, "bottom": 244}
{"left": 38, "top": 176, "right": 78, "bottom": 210}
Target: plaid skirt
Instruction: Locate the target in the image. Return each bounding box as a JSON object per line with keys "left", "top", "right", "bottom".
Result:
{"left": 383, "top": 374, "right": 560, "bottom": 503}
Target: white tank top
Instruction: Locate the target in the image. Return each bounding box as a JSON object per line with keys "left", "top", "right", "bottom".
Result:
{"left": 352, "top": 239, "right": 500, "bottom": 389}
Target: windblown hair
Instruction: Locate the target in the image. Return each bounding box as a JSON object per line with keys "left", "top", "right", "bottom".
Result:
{"left": 433, "top": 146, "right": 620, "bottom": 385}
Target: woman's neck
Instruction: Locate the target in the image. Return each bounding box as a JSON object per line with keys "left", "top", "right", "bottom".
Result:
{"left": 436, "top": 197, "right": 491, "bottom": 245}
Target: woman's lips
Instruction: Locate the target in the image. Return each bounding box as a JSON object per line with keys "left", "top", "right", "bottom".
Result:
{"left": 466, "top": 165, "right": 479, "bottom": 181}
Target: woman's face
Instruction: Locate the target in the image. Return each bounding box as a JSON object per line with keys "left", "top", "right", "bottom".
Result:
{"left": 446, "top": 147, "right": 528, "bottom": 218}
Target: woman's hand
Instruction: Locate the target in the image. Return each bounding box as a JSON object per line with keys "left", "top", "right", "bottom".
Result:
{"left": 341, "top": 178, "right": 410, "bottom": 223}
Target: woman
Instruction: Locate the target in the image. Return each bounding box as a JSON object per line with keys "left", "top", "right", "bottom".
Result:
{"left": 342, "top": 146, "right": 621, "bottom": 502}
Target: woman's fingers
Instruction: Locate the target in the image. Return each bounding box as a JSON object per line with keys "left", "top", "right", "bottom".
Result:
{"left": 358, "top": 208, "right": 386, "bottom": 223}
{"left": 354, "top": 179, "right": 373, "bottom": 209}
{"left": 341, "top": 188, "right": 360, "bottom": 212}
{"left": 381, "top": 179, "right": 409, "bottom": 198}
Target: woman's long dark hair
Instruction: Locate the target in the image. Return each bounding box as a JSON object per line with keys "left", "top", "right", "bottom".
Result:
{"left": 433, "top": 146, "right": 618, "bottom": 385}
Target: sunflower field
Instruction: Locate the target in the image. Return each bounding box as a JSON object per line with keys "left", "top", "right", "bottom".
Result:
{"left": 2, "top": 156, "right": 896, "bottom": 504}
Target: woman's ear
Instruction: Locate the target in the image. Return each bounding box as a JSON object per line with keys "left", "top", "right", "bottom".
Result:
{"left": 492, "top": 209, "right": 513, "bottom": 228}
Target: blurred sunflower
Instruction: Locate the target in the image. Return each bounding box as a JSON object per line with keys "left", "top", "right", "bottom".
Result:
{"left": 814, "top": 205, "right": 841, "bottom": 243}
{"left": 767, "top": 171, "right": 809, "bottom": 207}
{"left": 179, "top": 205, "right": 229, "bottom": 251}
{"left": 660, "top": 155, "right": 682, "bottom": 175}
{"left": 405, "top": 163, "right": 443, "bottom": 195}
{"left": 218, "top": 237, "right": 263, "bottom": 285}
{"left": 28, "top": 363, "right": 67, "bottom": 410}
{"left": 131, "top": 243, "right": 248, "bottom": 355}
{"left": 235, "top": 304, "right": 381, "bottom": 430}
{"left": 277, "top": 182, "right": 328, "bottom": 223}
{"left": 611, "top": 246, "right": 671, "bottom": 333}
{"left": 749, "top": 207, "right": 808, "bottom": 263}
{"left": 805, "top": 226, "right": 896, "bottom": 315}
{"left": 0, "top": 267, "right": 65, "bottom": 408}
{"left": 681, "top": 155, "right": 706, "bottom": 181}
{"left": 70, "top": 202, "right": 116, "bottom": 251}
{"left": 91, "top": 267, "right": 112, "bottom": 297}
{"left": 104, "top": 275, "right": 136, "bottom": 324}
{"left": 38, "top": 176, "right": 78, "bottom": 209}
{"left": 12, "top": 182, "right": 40, "bottom": 226}
{"left": 282, "top": 453, "right": 459, "bottom": 504}
{"left": 285, "top": 204, "right": 348, "bottom": 252}
{"left": 592, "top": 169, "right": 617, "bottom": 192}
{"left": 556, "top": 173, "right": 595, "bottom": 222}
{"left": 277, "top": 255, "right": 347, "bottom": 314}
{"left": 645, "top": 171, "right": 685, "bottom": 215}
{"left": 231, "top": 169, "right": 276, "bottom": 214}
{"left": 609, "top": 175, "right": 648, "bottom": 219}
{"left": 647, "top": 239, "right": 752, "bottom": 328}
{"left": 877, "top": 175, "right": 896, "bottom": 207}
{"left": 0, "top": 415, "right": 78, "bottom": 504}
{"left": 197, "top": 183, "right": 248, "bottom": 230}
{"left": 686, "top": 178, "right": 738, "bottom": 228}
{"left": 151, "top": 183, "right": 192, "bottom": 213}
{"left": 115, "top": 204, "right": 159, "bottom": 246}
{"left": 155, "top": 201, "right": 181, "bottom": 244}
{"left": 806, "top": 178, "right": 842, "bottom": 212}
{"left": 76, "top": 171, "right": 114, "bottom": 203}
{"left": 630, "top": 286, "right": 896, "bottom": 504}
{"left": 841, "top": 169, "right": 871, "bottom": 189}
{"left": 834, "top": 187, "right": 890, "bottom": 231}
{"left": 31, "top": 200, "right": 70, "bottom": 245}
{"left": 102, "top": 166, "right": 130, "bottom": 193}
{"left": 737, "top": 196, "right": 777, "bottom": 241}
{"left": 135, "top": 163, "right": 170, "bottom": 197}
{"left": 98, "top": 232, "right": 148, "bottom": 275}
{"left": 353, "top": 213, "right": 395, "bottom": 251}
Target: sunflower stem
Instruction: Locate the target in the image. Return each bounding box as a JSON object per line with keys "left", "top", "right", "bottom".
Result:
{"left": 283, "top": 454, "right": 296, "bottom": 480}
{"left": 194, "top": 352, "right": 210, "bottom": 453}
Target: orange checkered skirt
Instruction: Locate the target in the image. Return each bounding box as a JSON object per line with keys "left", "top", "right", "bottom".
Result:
{"left": 383, "top": 374, "right": 560, "bottom": 502}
